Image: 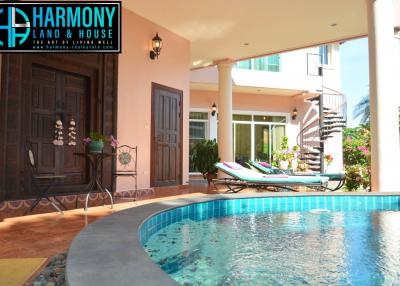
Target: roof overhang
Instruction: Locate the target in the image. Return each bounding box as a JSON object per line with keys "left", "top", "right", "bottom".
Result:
{"left": 123, "top": 0, "right": 371, "bottom": 69}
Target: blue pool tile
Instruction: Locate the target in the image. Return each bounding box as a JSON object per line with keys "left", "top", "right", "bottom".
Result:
{"left": 139, "top": 195, "right": 400, "bottom": 245}
{"left": 234, "top": 199, "right": 241, "bottom": 214}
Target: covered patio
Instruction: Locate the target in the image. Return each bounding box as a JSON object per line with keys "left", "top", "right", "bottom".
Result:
{"left": 1, "top": 0, "right": 400, "bottom": 285}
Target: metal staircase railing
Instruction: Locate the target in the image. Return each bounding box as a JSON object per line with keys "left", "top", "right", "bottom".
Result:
{"left": 297, "top": 89, "right": 347, "bottom": 172}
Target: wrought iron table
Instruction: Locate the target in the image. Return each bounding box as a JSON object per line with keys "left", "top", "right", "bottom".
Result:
{"left": 74, "top": 152, "right": 114, "bottom": 211}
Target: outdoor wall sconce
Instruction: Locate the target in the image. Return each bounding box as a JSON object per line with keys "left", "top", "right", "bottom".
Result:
{"left": 150, "top": 33, "right": 163, "bottom": 60}
{"left": 291, "top": 108, "right": 298, "bottom": 120}
{"left": 211, "top": 103, "right": 217, "bottom": 116}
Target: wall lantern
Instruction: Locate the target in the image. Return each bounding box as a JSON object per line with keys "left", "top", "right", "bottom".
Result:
{"left": 150, "top": 33, "right": 163, "bottom": 60}
{"left": 211, "top": 103, "right": 217, "bottom": 116}
{"left": 291, "top": 108, "right": 298, "bottom": 120}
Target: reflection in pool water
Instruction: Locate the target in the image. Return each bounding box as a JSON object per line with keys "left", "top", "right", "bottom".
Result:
{"left": 142, "top": 196, "right": 400, "bottom": 285}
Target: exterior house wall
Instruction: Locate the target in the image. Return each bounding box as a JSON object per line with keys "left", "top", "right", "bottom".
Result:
{"left": 190, "top": 44, "right": 344, "bottom": 172}
{"left": 322, "top": 44, "right": 342, "bottom": 90}
{"left": 190, "top": 46, "right": 336, "bottom": 93}
{"left": 190, "top": 89, "right": 317, "bottom": 157}
{"left": 394, "top": 0, "right": 400, "bottom": 28}
{"left": 117, "top": 8, "right": 190, "bottom": 191}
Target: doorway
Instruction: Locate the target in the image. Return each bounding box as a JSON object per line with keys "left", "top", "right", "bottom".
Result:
{"left": 30, "top": 64, "right": 90, "bottom": 186}
{"left": 0, "top": 53, "right": 118, "bottom": 200}
{"left": 232, "top": 114, "right": 287, "bottom": 164}
{"left": 151, "top": 83, "right": 183, "bottom": 187}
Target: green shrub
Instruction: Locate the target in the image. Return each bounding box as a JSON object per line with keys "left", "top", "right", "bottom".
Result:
{"left": 191, "top": 139, "right": 220, "bottom": 179}
{"left": 343, "top": 126, "right": 371, "bottom": 191}
{"left": 345, "top": 165, "right": 367, "bottom": 191}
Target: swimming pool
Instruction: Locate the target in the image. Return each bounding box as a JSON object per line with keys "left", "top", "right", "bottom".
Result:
{"left": 140, "top": 196, "right": 400, "bottom": 285}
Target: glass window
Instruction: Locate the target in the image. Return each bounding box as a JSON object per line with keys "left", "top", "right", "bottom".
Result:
{"left": 267, "top": 55, "right": 280, "bottom": 72}
{"left": 254, "top": 57, "right": 268, "bottom": 71}
{"left": 234, "top": 124, "right": 251, "bottom": 164}
{"left": 271, "top": 125, "right": 286, "bottom": 162}
{"left": 235, "top": 60, "right": 251, "bottom": 70}
{"left": 189, "top": 122, "right": 206, "bottom": 139}
{"left": 189, "top": 112, "right": 208, "bottom": 172}
{"left": 319, "top": 45, "right": 329, "bottom": 65}
{"left": 233, "top": 114, "right": 252, "bottom": 121}
{"left": 254, "top": 55, "right": 280, "bottom": 72}
{"left": 254, "top": 115, "right": 286, "bottom": 123}
{"left": 254, "top": 125, "right": 270, "bottom": 162}
{"left": 232, "top": 113, "right": 287, "bottom": 163}
{"left": 190, "top": 112, "right": 208, "bottom": 120}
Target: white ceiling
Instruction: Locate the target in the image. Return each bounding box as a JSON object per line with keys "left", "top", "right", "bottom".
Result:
{"left": 123, "top": 0, "right": 367, "bottom": 68}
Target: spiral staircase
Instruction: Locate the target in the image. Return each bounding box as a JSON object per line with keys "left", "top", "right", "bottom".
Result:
{"left": 297, "top": 87, "right": 347, "bottom": 172}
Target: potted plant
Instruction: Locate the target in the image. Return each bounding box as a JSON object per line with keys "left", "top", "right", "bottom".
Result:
{"left": 277, "top": 150, "right": 291, "bottom": 170}
{"left": 83, "top": 132, "right": 118, "bottom": 153}
{"left": 273, "top": 136, "right": 293, "bottom": 170}
{"left": 191, "top": 139, "right": 220, "bottom": 184}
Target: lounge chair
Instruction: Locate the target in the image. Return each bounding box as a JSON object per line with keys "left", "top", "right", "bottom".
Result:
{"left": 213, "top": 162, "right": 329, "bottom": 193}
{"left": 248, "top": 161, "right": 345, "bottom": 191}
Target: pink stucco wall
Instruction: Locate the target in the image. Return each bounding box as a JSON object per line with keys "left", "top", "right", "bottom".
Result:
{"left": 191, "top": 89, "right": 305, "bottom": 112}
{"left": 117, "top": 8, "right": 190, "bottom": 191}
{"left": 190, "top": 89, "right": 317, "bottom": 146}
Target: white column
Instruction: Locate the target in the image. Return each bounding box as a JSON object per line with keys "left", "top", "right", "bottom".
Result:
{"left": 209, "top": 113, "right": 218, "bottom": 141}
{"left": 217, "top": 62, "right": 234, "bottom": 163}
{"left": 366, "top": 0, "right": 400, "bottom": 192}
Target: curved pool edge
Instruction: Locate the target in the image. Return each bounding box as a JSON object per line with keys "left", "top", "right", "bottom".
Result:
{"left": 65, "top": 192, "right": 400, "bottom": 286}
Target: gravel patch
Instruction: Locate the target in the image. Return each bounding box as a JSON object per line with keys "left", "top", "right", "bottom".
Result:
{"left": 29, "top": 253, "right": 66, "bottom": 286}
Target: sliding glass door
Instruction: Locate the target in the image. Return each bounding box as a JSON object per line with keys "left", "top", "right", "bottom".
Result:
{"left": 234, "top": 123, "right": 251, "bottom": 164}
{"left": 271, "top": 125, "right": 286, "bottom": 162}
{"left": 254, "top": 124, "right": 270, "bottom": 161}
{"left": 233, "top": 114, "right": 286, "bottom": 164}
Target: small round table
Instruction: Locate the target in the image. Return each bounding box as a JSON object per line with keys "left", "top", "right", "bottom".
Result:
{"left": 74, "top": 152, "right": 115, "bottom": 211}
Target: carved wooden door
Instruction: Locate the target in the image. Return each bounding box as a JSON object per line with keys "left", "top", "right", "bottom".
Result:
{"left": 30, "top": 64, "right": 89, "bottom": 190}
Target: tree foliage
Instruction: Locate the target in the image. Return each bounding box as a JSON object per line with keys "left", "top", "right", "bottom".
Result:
{"left": 343, "top": 126, "right": 371, "bottom": 191}
{"left": 353, "top": 95, "right": 370, "bottom": 125}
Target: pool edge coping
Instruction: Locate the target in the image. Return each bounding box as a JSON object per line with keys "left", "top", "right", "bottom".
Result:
{"left": 65, "top": 192, "right": 400, "bottom": 286}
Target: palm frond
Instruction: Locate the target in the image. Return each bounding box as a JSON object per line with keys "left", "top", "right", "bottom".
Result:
{"left": 353, "top": 95, "right": 370, "bottom": 124}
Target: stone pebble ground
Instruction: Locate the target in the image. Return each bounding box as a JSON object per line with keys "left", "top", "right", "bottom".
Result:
{"left": 29, "top": 253, "right": 66, "bottom": 286}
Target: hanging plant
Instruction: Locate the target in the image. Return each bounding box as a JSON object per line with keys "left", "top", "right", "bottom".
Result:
{"left": 53, "top": 119, "right": 64, "bottom": 146}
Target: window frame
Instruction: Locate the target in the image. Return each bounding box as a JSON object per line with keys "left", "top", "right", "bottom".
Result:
{"left": 232, "top": 110, "right": 288, "bottom": 163}
{"left": 319, "top": 45, "right": 330, "bottom": 65}
{"left": 189, "top": 109, "right": 210, "bottom": 175}
{"left": 234, "top": 55, "right": 281, "bottom": 72}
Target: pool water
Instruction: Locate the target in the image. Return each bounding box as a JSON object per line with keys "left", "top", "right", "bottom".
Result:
{"left": 142, "top": 196, "right": 400, "bottom": 285}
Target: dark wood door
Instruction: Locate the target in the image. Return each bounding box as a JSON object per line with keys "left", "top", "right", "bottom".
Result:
{"left": 30, "top": 65, "right": 89, "bottom": 189}
{"left": 0, "top": 54, "right": 118, "bottom": 200}
{"left": 151, "top": 83, "right": 183, "bottom": 187}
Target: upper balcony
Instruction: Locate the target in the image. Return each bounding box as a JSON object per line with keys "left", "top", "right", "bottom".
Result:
{"left": 191, "top": 45, "right": 342, "bottom": 96}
